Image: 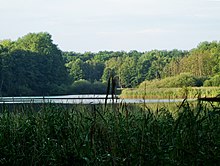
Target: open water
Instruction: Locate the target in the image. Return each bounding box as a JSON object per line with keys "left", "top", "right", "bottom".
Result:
{"left": 0, "top": 95, "right": 195, "bottom": 104}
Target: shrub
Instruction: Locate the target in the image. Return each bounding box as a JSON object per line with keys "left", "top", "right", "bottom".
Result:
{"left": 204, "top": 74, "right": 220, "bottom": 86}
{"left": 69, "top": 80, "right": 107, "bottom": 94}
{"left": 92, "top": 81, "right": 107, "bottom": 94}
{"left": 70, "top": 79, "right": 92, "bottom": 94}
{"left": 139, "top": 73, "right": 202, "bottom": 88}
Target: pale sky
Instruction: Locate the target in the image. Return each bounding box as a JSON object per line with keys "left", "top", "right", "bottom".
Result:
{"left": 1, "top": 0, "right": 220, "bottom": 52}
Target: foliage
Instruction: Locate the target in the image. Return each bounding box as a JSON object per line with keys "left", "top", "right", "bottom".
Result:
{"left": 70, "top": 79, "right": 92, "bottom": 94}
{"left": 69, "top": 80, "right": 107, "bottom": 94}
{"left": 0, "top": 101, "right": 220, "bottom": 165}
{"left": 204, "top": 74, "right": 220, "bottom": 86}
{"left": 0, "top": 33, "right": 69, "bottom": 96}
{"left": 164, "top": 41, "right": 220, "bottom": 77}
{"left": 92, "top": 81, "right": 108, "bottom": 93}
{"left": 121, "top": 87, "right": 220, "bottom": 99}
{"left": 1, "top": 33, "right": 220, "bottom": 96}
{"left": 138, "top": 73, "right": 202, "bottom": 88}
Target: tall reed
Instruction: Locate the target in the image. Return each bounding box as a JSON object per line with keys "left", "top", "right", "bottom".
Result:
{"left": 121, "top": 87, "right": 220, "bottom": 99}
{"left": 0, "top": 101, "right": 219, "bottom": 165}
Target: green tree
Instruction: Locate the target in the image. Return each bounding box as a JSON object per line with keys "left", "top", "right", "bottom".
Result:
{"left": 119, "top": 56, "right": 138, "bottom": 87}
{"left": 0, "top": 32, "right": 69, "bottom": 96}
{"left": 66, "top": 58, "right": 85, "bottom": 82}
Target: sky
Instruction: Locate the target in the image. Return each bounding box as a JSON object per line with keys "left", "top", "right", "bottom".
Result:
{"left": 0, "top": 0, "right": 220, "bottom": 52}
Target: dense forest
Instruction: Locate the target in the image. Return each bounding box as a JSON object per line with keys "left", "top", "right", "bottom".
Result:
{"left": 0, "top": 32, "right": 220, "bottom": 96}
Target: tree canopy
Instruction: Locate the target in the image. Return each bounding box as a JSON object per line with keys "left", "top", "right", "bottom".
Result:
{"left": 0, "top": 32, "right": 69, "bottom": 96}
{"left": 1, "top": 33, "right": 220, "bottom": 96}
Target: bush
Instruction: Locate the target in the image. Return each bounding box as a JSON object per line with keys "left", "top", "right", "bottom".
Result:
{"left": 70, "top": 79, "right": 92, "bottom": 94}
{"left": 92, "top": 81, "right": 107, "bottom": 94}
{"left": 172, "top": 73, "right": 198, "bottom": 87}
{"left": 69, "top": 80, "right": 107, "bottom": 94}
{"left": 139, "top": 73, "right": 202, "bottom": 88}
{"left": 204, "top": 74, "right": 220, "bottom": 86}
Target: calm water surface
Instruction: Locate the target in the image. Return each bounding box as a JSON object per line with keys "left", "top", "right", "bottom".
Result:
{"left": 0, "top": 95, "right": 196, "bottom": 104}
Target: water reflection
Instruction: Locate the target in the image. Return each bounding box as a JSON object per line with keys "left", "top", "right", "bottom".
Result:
{"left": 0, "top": 95, "right": 196, "bottom": 104}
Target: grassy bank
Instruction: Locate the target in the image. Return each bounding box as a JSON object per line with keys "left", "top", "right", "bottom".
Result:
{"left": 120, "top": 87, "right": 220, "bottom": 99}
{"left": 0, "top": 101, "right": 220, "bottom": 165}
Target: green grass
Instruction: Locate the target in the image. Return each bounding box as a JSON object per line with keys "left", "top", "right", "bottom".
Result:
{"left": 0, "top": 101, "right": 220, "bottom": 165}
{"left": 121, "top": 87, "right": 220, "bottom": 99}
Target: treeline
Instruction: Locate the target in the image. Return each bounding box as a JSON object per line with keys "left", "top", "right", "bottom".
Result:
{"left": 64, "top": 41, "right": 220, "bottom": 90}
{"left": 0, "top": 33, "right": 68, "bottom": 96}
{"left": 64, "top": 49, "right": 187, "bottom": 88}
{"left": 0, "top": 32, "right": 220, "bottom": 96}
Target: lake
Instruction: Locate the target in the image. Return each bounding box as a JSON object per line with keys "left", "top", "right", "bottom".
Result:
{"left": 0, "top": 95, "right": 196, "bottom": 104}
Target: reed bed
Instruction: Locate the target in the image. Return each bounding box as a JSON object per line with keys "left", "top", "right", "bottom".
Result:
{"left": 121, "top": 87, "right": 220, "bottom": 99}
{"left": 0, "top": 101, "right": 220, "bottom": 165}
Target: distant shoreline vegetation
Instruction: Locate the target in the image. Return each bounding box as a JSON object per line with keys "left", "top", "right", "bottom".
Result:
{"left": 120, "top": 73, "right": 220, "bottom": 99}
{"left": 1, "top": 32, "right": 220, "bottom": 96}
{"left": 120, "top": 87, "right": 220, "bottom": 99}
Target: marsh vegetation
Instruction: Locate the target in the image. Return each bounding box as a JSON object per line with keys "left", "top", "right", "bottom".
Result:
{"left": 0, "top": 100, "right": 219, "bottom": 165}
